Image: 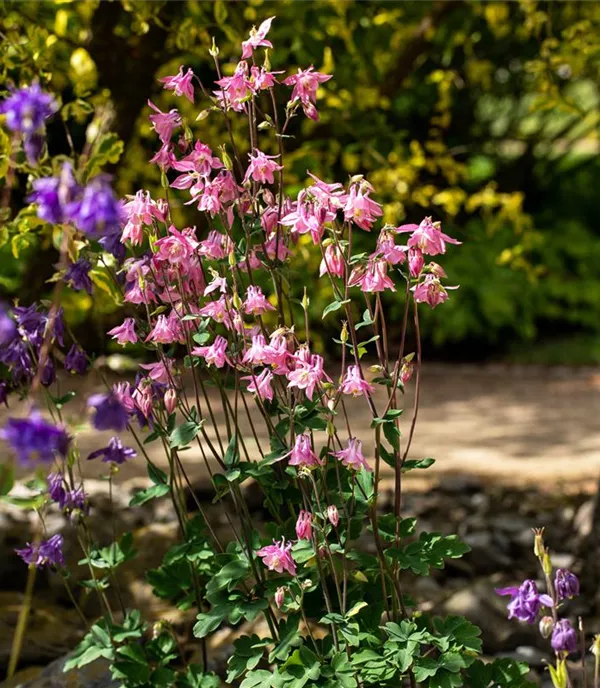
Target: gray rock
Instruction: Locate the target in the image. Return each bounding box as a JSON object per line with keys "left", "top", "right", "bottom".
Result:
{"left": 6, "top": 654, "right": 118, "bottom": 688}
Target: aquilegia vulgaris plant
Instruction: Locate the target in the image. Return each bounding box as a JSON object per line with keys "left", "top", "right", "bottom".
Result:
{"left": 2, "top": 15, "right": 586, "bottom": 688}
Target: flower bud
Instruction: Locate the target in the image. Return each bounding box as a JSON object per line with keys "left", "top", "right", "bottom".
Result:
{"left": 274, "top": 586, "right": 285, "bottom": 609}
{"left": 301, "top": 287, "right": 310, "bottom": 312}
{"left": 533, "top": 528, "right": 545, "bottom": 558}
{"left": 340, "top": 322, "right": 348, "bottom": 344}
{"left": 555, "top": 569, "right": 579, "bottom": 600}
{"left": 590, "top": 634, "right": 600, "bottom": 657}
{"left": 164, "top": 388, "right": 177, "bottom": 415}
{"left": 326, "top": 420, "right": 335, "bottom": 437}
{"left": 539, "top": 615, "right": 554, "bottom": 638}
{"left": 209, "top": 37, "right": 219, "bottom": 57}
{"left": 295, "top": 510, "right": 313, "bottom": 540}
{"left": 327, "top": 505, "right": 339, "bottom": 527}
{"left": 228, "top": 251, "right": 236, "bottom": 267}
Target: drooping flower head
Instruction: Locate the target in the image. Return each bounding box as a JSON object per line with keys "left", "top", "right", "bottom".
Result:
{"left": 192, "top": 335, "right": 230, "bottom": 369}
{"left": 286, "top": 432, "right": 322, "bottom": 469}
{"left": 397, "top": 217, "right": 461, "bottom": 256}
{"left": 28, "top": 163, "right": 80, "bottom": 224}
{"left": 412, "top": 275, "right": 456, "bottom": 309}
{"left": 47, "top": 473, "right": 86, "bottom": 511}
{"left": 64, "top": 258, "right": 93, "bottom": 295}
{"left": 242, "top": 368, "right": 274, "bottom": 402}
{"left": 283, "top": 67, "right": 332, "bottom": 121}
{"left": 555, "top": 569, "right": 579, "bottom": 601}
{"left": 64, "top": 344, "right": 88, "bottom": 375}
{"left": 1, "top": 412, "right": 70, "bottom": 466}
{"left": 87, "top": 393, "right": 129, "bottom": 432}
{"left": 148, "top": 100, "right": 181, "bottom": 144}
{"left": 88, "top": 436, "right": 137, "bottom": 465}
{"left": 551, "top": 619, "right": 578, "bottom": 654}
{"left": 68, "top": 175, "right": 122, "bottom": 238}
{"left": 108, "top": 318, "right": 138, "bottom": 346}
{"left": 340, "top": 365, "right": 374, "bottom": 398}
{"left": 244, "top": 149, "right": 283, "bottom": 185}
{"left": 256, "top": 537, "right": 296, "bottom": 576}
{"left": 327, "top": 505, "right": 339, "bottom": 527}
{"left": 16, "top": 534, "right": 64, "bottom": 569}
{"left": 243, "top": 285, "right": 276, "bottom": 316}
{"left": 159, "top": 66, "right": 195, "bottom": 103}
{"left": 495, "top": 580, "right": 553, "bottom": 624}
{"left": 333, "top": 437, "right": 371, "bottom": 472}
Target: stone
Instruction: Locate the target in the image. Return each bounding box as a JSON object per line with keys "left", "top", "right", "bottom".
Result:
{"left": 7, "top": 653, "right": 118, "bottom": 688}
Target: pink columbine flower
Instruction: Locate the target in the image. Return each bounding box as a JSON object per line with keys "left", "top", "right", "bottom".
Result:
{"left": 172, "top": 141, "right": 222, "bottom": 178}
{"left": 192, "top": 335, "right": 230, "bottom": 369}
{"left": 243, "top": 285, "right": 275, "bottom": 316}
{"left": 249, "top": 66, "right": 282, "bottom": 92}
{"left": 412, "top": 275, "right": 457, "bottom": 309}
{"left": 198, "top": 296, "right": 233, "bottom": 329}
{"left": 342, "top": 183, "right": 383, "bottom": 231}
{"left": 376, "top": 231, "right": 406, "bottom": 265}
{"left": 204, "top": 274, "right": 228, "bottom": 296}
{"left": 150, "top": 143, "right": 176, "bottom": 170}
{"left": 243, "top": 368, "right": 274, "bottom": 402}
{"left": 113, "top": 382, "right": 136, "bottom": 413}
{"left": 400, "top": 357, "right": 414, "bottom": 385}
{"left": 263, "top": 233, "right": 291, "bottom": 263}
{"left": 198, "top": 231, "right": 228, "bottom": 260}
{"left": 349, "top": 259, "right": 396, "bottom": 293}
{"left": 264, "top": 334, "right": 291, "bottom": 374}
{"left": 108, "top": 318, "right": 137, "bottom": 346}
{"left": 333, "top": 437, "right": 371, "bottom": 472}
{"left": 242, "top": 334, "right": 270, "bottom": 366}
{"left": 145, "top": 314, "right": 180, "bottom": 345}
{"left": 244, "top": 149, "right": 283, "bottom": 185}
{"left": 121, "top": 190, "right": 165, "bottom": 246}
{"left": 340, "top": 365, "right": 374, "bottom": 398}
{"left": 287, "top": 353, "right": 329, "bottom": 400}
{"left": 139, "top": 360, "right": 173, "bottom": 385}
{"left": 214, "top": 61, "right": 253, "bottom": 113}
{"left": 327, "top": 505, "right": 339, "bottom": 527}
{"left": 241, "top": 16, "right": 275, "bottom": 59}
{"left": 159, "top": 66, "right": 195, "bottom": 103}
{"left": 155, "top": 225, "right": 199, "bottom": 265}
{"left": 286, "top": 433, "right": 322, "bottom": 468}
{"left": 319, "top": 243, "right": 345, "bottom": 278}
{"left": 397, "top": 217, "right": 461, "bottom": 256}
{"left": 148, "top": 100, "right": 181, "bottom": 144}
{"left": 284, "top": 66, "right": 332, "bottom": 121}
{"left": 256, "top": 537, "right": 296, "bottom": 576}
{"left": 295, "top": 510, "right": 313, "bottom": 540}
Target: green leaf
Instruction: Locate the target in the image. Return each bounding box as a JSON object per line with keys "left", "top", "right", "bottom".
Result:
{"left": 129, "top": 482, "right": 169, "bottom": 506}
{"left": 214, "top": 0, "right": 228, "bottom": 25}
{"left": 0, "top": 463, "right": 14, "bottom": 497}
{"left": 205, "top": 558, "right": 249, "bottom": 595}
{"left": 322, "top": 299, "right": 350, "bottom": 319}
{"left": 85, "top": 133, "right": 124, "bottom": 179}
{"left": 226, "top": 634, "right": 267, "bottom": 682}
{"left": 50, "top": 391, "right": 76, "bottom": 409}
{"left": 170, "top": 420, "right": 203, "bottom": 449}
{"left": 224, "top": 433, "right": 239, "bottom": 467}
{"left": 402, "top": 457, "right": 436, "bottom": 472}
{"left": 240, "top": 670, "right": 273, "bottom": 688}
{"left": 193, "top": 606, "right": 228, "bottom": 638}
{"left": 269, "top": 615, "right": 302, "bottom": 662}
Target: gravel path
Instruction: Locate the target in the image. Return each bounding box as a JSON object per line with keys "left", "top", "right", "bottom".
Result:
{"left": 6, "top": 364, "right": 600, "bottom": 491}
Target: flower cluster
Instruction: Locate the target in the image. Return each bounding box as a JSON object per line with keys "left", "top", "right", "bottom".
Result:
{"left": 497, "top": 531, "right": 581, "bottom": 665}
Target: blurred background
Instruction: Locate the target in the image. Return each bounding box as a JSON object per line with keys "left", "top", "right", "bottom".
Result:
{"left": 2, "top": 0, "right": 600, "bottom": 364}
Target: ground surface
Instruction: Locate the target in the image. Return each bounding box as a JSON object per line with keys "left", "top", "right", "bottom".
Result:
{"left": 7, "top": 363, "right": 600, "bottom": 491}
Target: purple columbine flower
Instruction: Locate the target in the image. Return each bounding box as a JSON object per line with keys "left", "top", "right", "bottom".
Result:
{"left": 0, "top": 83, "right": 57, "bottom": 135}
{"left": 555, "top": 569, "right": 579, "bottom": 601}
{"left": 28, "top": 163, "right": 80, "bottom": 224}
{"left": 16, "top": 533, "right": 65, "bottom": 568}
{"left": 0, "top": 304, "right": 17, "bottom": 346}
{"left": 0, "top": 338, "right": 34, "bottom": 382}
{"left": 47, "top": 473, "right": 86, "bottom": 511}
{"left": 551, "top": 619, "right": 578, "bottom": 654}
{"left": 40, "top": 357, "right": 56, "bottom": 387}
{"left": 64, "top": 258, "right": 93, "bottom": 294}
{"left": 87, "top": 393, "right": 129, "bottom": 432}
{"left": 65, "top": 344, "right": 88, "bottom": 375}
{"left": 88, "top": 436, "right": 137, "bottom": 465}
{"left": 495, "top": 579, "right": 554, "bottom": 624}
{"left": 68, "top": 176, "right": 122, "bottom": 238}
{"left": 0, "top": 411, "right": 70, "bottom": 466}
